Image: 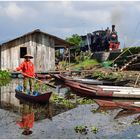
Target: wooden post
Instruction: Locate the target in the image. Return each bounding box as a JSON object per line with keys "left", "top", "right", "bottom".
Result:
{"left": 134, "top": 73, "right": 140, "bottom": 87}
{"left": 69, "top": 48, "right": 70, "bottom": 71}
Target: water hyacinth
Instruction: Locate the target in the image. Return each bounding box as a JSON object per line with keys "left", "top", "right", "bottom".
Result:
{"left": 90, "top": 108, "right": 98, "bottom": 113}
{"left": 91, "top": 126, "right": 99, "bottom": 134}
{"left": 77, "top": 98, "right": 95, "bottom": 105}
{"left": 74, "top": 125, "right": 89, "bottom": 135}
{"left": 74, "top": 125, "right": 99, "bottom": 135}
{"left": 51, "top": 93, "right": 76, "bottom": 109}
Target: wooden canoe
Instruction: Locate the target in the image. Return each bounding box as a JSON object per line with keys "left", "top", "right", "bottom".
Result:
{"left": 15, "top": 90, "right": 52, "bottom": 104}
{"left": 94, "top": 99, "right": 122, "bottom": 107}
{"left": 72, "top": 78, "right": 130, "bottom": 86}
{"left": 115, "top": 101, "right": 140, "bottom": 111}
{"left": 65, "top": 81, "right": 140, "bottom": 99}
{"left": 94, "top": 99, "right": 140, "bottom": 119}
{"left": 94, "top": 99, "right": 140, "bottom": 108}
{"left": 57, "top": 74, "right": 130, "bottom": 86}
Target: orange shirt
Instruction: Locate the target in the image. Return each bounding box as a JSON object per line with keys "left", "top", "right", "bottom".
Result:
{"left": 16, "top": 113, "right": 34, "bottom": 129}
{"left": 16, "top": 60, "right": 35, "bottom": 77}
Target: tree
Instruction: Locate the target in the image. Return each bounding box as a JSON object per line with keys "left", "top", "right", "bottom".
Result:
{"left": 66, "top": 34, "right": 82, "bottom": 47}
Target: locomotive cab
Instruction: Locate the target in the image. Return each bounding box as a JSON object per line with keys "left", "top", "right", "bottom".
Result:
{"left": 109, "top": 25, "right": 120, "bottom": 50}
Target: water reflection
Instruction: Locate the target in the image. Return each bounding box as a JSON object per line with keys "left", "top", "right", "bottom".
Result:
{"left": 93, "top": 99, "right": 140, "bottom": 120}
{"left": 0, "top": 78, "right": 140, "bottom": 138}
{"left": 114, "top": 109, "right": 140, "bottom": 119}
{"left": 16, "top": 102, "right": 34, "bottom": 135}
{"left": 0, "top": 79, "right": 22, "bottom": 110}
{"left": 15, "top": 99, "right": 52, "bottom": 135}
{"left": 0, "top": 79, "right": 53, "bottom": 135}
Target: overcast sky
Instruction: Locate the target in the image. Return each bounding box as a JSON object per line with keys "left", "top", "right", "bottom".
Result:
{"left": 0, "top": 1, "right": 140, "bottom": 48}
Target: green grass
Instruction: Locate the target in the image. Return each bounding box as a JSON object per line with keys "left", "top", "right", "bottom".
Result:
{"left": 73, "top": 59, "right": 99, "bottom": 70}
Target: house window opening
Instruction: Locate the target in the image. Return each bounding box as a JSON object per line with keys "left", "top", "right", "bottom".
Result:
{"left": 20, "top": 47, "right": 27, "bottom": 58}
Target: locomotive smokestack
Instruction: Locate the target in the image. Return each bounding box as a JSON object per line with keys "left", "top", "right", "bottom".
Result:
{"left": 112, "top": 25, "right": 115, "bottom": 32}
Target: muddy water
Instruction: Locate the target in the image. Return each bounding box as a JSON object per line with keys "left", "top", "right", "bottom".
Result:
{"left": 0, "top": 79, "right": 140, "bottom": 139}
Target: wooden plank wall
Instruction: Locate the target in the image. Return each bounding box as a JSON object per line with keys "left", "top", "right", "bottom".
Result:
{"left": 0, "top": 33, "right": 55, "bottom": 72}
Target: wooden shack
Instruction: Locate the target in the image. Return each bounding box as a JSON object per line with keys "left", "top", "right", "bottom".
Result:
{"left": 0, "top": 29, "right": 71, "bottom": 72}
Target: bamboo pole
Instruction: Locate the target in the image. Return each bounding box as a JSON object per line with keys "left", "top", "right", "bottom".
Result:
{"left": 134, "top": 73, "right": 140, "bottom": 88}
{"left": 21, "top": 72, "right": 56, "bottom": 88}
{"left": 112, "top": 47, "right": 132, "bottom": 64}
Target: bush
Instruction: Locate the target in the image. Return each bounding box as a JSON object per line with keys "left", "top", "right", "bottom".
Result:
{"left": 0, "top": 70, "right": 11, "bottom": 80}
{"left": 0, "top": 70, "right": 11, "bottom": 86}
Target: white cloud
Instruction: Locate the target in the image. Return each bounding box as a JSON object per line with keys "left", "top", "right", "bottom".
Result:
{"left": 1, "top": 1, "right": 140, "bottom": 47}
{"left": 0, "top": 2, "right": 38, "bottom": 20}
{"left": 5, "top": 3, "right": 24, "bottom": 19}
{"left": 77, "top": 10, "right": 110, "bottom": 24}
{"left": 41, "top": 1, "right": 110, "bottom": 27}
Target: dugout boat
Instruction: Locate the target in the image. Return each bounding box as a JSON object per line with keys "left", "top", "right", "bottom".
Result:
{"left": 65, "top": 81, "right": 140, "bottom": 99}
{"left": 15, "top": 86, "right": 52, "bottom": 104}
{"left": 55, "top": 74, "right": 130, "bottom": 86}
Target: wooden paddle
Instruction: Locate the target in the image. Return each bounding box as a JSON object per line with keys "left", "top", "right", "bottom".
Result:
{"left": 21, "top": 72, "right": 56, "bottom": 88}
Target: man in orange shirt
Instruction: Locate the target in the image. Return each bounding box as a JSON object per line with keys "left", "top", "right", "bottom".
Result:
{"left": 16, "top": 103, "right": 34, "bottom": 135}
{"left": 16, "top": 54, "right": 35, "bottom": 92}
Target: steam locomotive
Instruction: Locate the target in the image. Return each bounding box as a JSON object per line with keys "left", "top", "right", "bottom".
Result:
{"left": 80, "top": 25, "right": 120, "bottom": 52}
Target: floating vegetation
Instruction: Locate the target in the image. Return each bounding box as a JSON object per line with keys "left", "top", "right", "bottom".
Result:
{"left": 100, "top": 110, "right": 108, "bottom": 115}
{"left": 74, "top": 125, "right": 89, "bottom": 135}
{"left": 91, "top": 126, "right": 99, "bottom": 134}
{"left": 51, "top": 94, "right": 95, "bottom": 109}
{"left": 77, "top": 98, "right": 95, "bottom": 105}
{"left": 90, "top": 108, "right": 108, "bottom": 115}
{"left": 61, "top": 99, "right": 76, "bottom": 109}
{"left": 51, "top": 93, "right": 76, "bottom": 109}
{"left": 50, "top": 94, "right": 97, "bottom": 118}
{"left": 90, "top": 108, "right": 97, "bottom": 113}
{"left": 74, "top": 125, "right": 99, "bottom": 135}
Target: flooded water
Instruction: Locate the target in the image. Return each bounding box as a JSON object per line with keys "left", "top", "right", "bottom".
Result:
{"left": 0, "top": 79, "right": 140, "bottom": 138}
